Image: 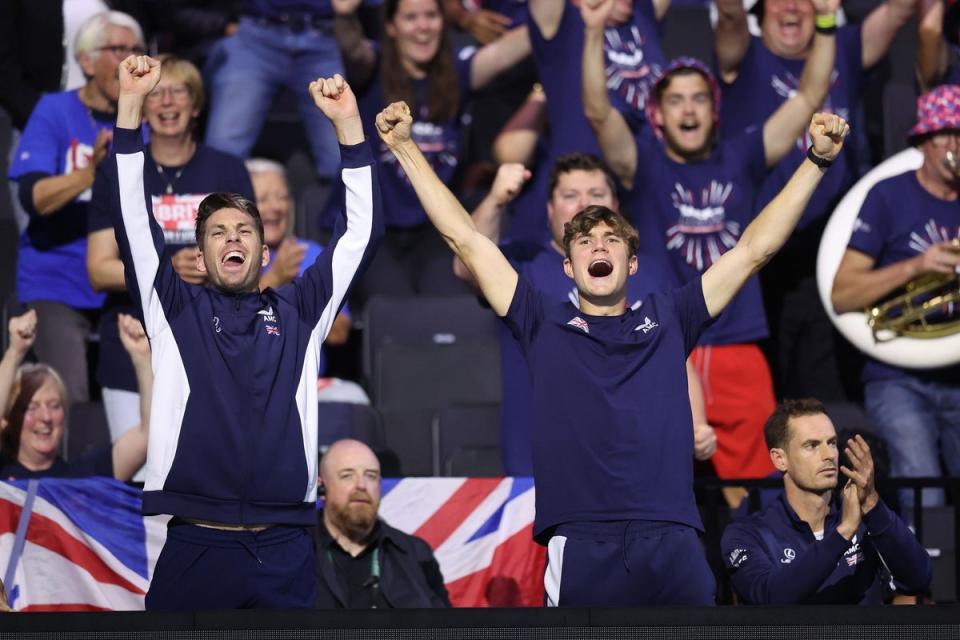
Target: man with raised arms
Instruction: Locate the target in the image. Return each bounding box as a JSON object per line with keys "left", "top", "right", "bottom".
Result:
{"left": 108, "top": 56, "right": 382, "bottom": 609}
{"left": 375, "top": 100, "right": 847, "bottom": 606}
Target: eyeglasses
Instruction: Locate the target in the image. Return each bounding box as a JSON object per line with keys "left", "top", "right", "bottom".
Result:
{"left": 146, "top": 85, "right": 192, "bottom": 103}
{"left": 97, "top": 44, "right": 147, "bottom": 58}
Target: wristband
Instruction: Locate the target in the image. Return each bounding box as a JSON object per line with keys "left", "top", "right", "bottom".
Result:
{"left": 806, "top": 145, "right": 833, "bottom": 169}
{"left": 815, "top": 13, "right": 837, "bottom": 34}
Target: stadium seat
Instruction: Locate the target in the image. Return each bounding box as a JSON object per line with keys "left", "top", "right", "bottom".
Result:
{"left": 375, "top": 342, "right": 501, "bottom": 476}
{"left": 318, "top": 401, "right": 386, "bottom": 452}
{"left": 67, "top": 401, "right": 110, "bottom": 462}
{"left": 362, "top": 295, "right": 499, "bottom": 387}
{"left": 432, "top": 403, "right": 501, "bottom": 476}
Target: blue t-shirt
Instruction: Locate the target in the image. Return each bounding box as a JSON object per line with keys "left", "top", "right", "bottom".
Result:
{"left": 9, "top": 90, "right": 113, "bottom": 309}
{"left": 524, "top": 0, "right": 665, "bottom": 240}
{"left": 846, "top": 170, "right": 960, "bottom": 384}
{"left": 497, "top": 240, "right": 664, "bottom": 475}
{"left": 627, "top": 127, "right": 769, "bottom": 344}
{"left": 530, "top": 0, "right": 665, "bottom": 150}
{"left": 87, "top": 144, "right": 254, "bottom": 391}
{"left": 1, "top": 448, "right": 113, "bottom": 480}
{"left": 352, "top": 47, "right": 475, "bottom": 228}
{"left": 719, "top": 27, "right": 864, "bottom": 229}
{"left": 503, "top": 275, "right": 712, "bottom": 542}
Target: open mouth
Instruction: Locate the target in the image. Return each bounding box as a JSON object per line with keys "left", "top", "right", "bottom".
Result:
{"left": 779, "top": 18, "right": 802, "bottom": 37}
{"left": 679, "top": 122, "right": 700, "bottom": 133}
{"left": 588, "top": 259, "right": 613, "bottom": 278}
{"left": 221, "top": 250, "right": 246, "bottom": 271}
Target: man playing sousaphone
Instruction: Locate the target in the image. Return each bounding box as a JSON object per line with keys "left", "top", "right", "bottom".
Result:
{"left": 831, "top": 84, "right": 960, "bottom": 517}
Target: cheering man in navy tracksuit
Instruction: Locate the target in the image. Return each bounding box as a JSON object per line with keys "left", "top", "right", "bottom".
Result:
{"left": 108, "top": 55, "right": 383, "bottom": 609}
{"left": 721, "top": 398, "right": 932, "bottom": 604}
{"left": 376, "top": 96, "right": 849, "bottom": 605}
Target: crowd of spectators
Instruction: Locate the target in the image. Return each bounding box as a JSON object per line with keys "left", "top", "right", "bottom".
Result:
{"left": 0, "top": 0, "right": 957, "bottom": 609}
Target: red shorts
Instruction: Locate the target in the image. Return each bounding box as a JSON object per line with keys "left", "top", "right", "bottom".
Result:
{"left": 691, "top": 343, "right": 776, "bottom": 479}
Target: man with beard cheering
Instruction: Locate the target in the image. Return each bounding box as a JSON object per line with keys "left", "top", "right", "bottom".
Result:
{"left": 315, "top": 440, "right": 450, "bottom": 608}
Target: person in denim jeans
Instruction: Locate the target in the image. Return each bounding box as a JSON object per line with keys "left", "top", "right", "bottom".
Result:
{"left": 832, "top": 84, "right": 960, "bottom": 514}
{"left": 204, "top": 2, "right": 347, "bottom": 179}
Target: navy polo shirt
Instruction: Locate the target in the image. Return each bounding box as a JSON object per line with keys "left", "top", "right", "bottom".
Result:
{"left": 503, "top": 275, "right": 713, "bottom": 543}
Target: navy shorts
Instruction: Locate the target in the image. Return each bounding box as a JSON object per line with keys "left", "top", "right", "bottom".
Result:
{"left": 146, "top": 522, "right": 317, "bottom": 610}
{"left": 544, "top": 520, "right": 716, "bottom": 606}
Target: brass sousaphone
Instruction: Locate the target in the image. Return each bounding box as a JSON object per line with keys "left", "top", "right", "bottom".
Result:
{"left": 816, "top": 148, "right": 960, "bottom": 369}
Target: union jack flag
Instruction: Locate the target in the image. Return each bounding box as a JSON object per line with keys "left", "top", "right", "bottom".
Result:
{"left": 0, "top": 477, "right": 544, "bottom": 610}
{"left": 566, "top": 317, "right": 589, "bottom": 334}
{"left": 265, "top": 325, "right": 280, "bottom": 336}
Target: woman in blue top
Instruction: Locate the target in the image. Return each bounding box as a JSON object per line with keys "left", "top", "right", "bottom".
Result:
{"left": 0, "top": 310, "right": 151, "bottom": 481}
{"left": 332, "top": 0, "right": 531, "bottom": 304}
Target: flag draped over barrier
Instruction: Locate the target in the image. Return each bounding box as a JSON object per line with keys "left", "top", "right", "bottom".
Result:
{"left": 0, "top": 477, "right": 545, "bottom": 610}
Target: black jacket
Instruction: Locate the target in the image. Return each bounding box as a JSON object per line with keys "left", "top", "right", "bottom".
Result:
{"left": 315, "top": 513, "right": 451, "bottom": 609}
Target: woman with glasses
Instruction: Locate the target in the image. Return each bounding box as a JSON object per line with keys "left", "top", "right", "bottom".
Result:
{"left": 8, "top": 11, "right": 145, "bottom": 407}
{"left": 86, "top": 54, "right": 254, "bottom": 447}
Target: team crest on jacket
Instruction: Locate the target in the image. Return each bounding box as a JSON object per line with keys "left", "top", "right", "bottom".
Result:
{"left": 265, "top": 324, "right": 280, "bottom": 336}
{"left": 634, "top": 316, "right": 659, "bottom": 334}
{"left": 567, "top": 316, "right": 589, "bottom": 334}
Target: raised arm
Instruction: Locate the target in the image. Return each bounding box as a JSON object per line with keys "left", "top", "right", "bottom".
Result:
{"left": 0, "top": 311, "right": 37, "bottom": 421}
{"left": 861, "top": 0, "right": 918, "bottom": 69}
{"left": 470, "top": 25, "right": 532, "bottom": 90}
{"left": 112, "top": 314, "right": 152, "bottom": 481}
{"left": 445, "top": 0, "right": 512, "bottom": 44}
{"left": 762, "top": 0, "right": 837, "bottom": 167}
{"left": 653, "top": 0, "right": 672, "bottom": 21}
{"left": 701, "top": 113, "right": 848, "bottom": 317}
{"left": 332, "top": 0, "right": 378, "bottom": 88}
{"left": 529, "top": 0, "right": 568, "bottom": 39}
{"left": 582, "top": 0, "right": 637, "bottom": 188}
{"left": 917, "top": 0, "right": 949, "bottom": 91}
{"left": 714, "top": 0, "right": 751, "bottom": 82}
{"left": 292, "top": 75, "right": 383, "bottom": 333}
{"left": 378, "top": 102, "right": 518, "bottom": 316}
{"left": 492, "top": 84, "right": 547, "bottom": 165}
{"left": 111, "top": 56, "right": 194, "bottom": 341}
{"left": 453, "top": 163, "right": 530, "bottom": 285}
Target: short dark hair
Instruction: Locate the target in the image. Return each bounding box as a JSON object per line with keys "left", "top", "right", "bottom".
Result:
{"left": 655, "top": 67, "right": 712, "bottom": 105}
{"left": 764, "top": 398, "right": 829, "bottom": 450}
{"left": 547, "top": 153, "right": 619, "bottom": 203}
{"left": 562, "top": 205, "right": 640, "bottom": 258}
{"left": 195, "top": 193, "right": 264, "bottom": 246}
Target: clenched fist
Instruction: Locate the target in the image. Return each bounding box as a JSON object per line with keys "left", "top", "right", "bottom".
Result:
{"left": 375, "top": 102, "right": 413, "bottom": 150}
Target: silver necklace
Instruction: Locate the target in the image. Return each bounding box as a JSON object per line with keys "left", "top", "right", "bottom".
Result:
{"left": 155, "top": 163, "right": 185, "bottom": 195}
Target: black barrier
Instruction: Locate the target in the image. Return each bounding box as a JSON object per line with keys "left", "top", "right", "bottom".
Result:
{"left": 695, "top": 476, "right": 960, "bottom": 604}
{"left": 0, "top": 605, "right": 958, "bottom": 639}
